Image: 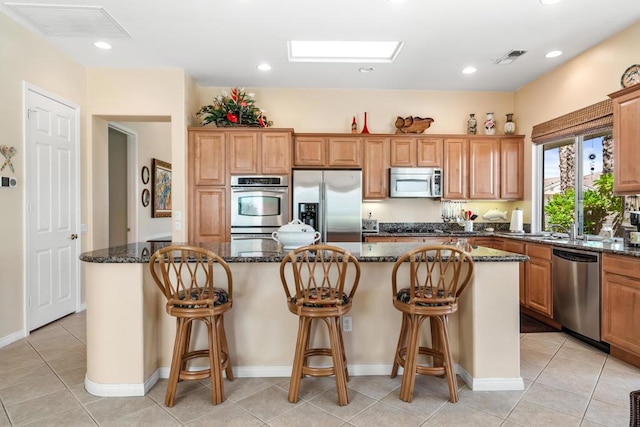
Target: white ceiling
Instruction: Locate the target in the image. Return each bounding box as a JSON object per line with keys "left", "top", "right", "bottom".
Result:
{"left": 3, "top": 0, "right": 640, "bottom": 91}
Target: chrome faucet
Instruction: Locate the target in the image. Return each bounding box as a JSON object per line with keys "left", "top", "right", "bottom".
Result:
{"left": 547, "top": 223, "right": 577, "bottom": 240}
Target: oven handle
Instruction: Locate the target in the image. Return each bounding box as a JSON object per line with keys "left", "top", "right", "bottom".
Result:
{"left": 231, "top": 187, "right": 288, "bottom": 193}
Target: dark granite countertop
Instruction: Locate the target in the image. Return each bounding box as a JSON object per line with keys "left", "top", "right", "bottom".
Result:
{"left": 79, "top": 240, "right": 528, "bottom": 264}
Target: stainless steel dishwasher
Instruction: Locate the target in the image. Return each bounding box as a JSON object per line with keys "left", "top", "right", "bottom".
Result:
{"left": 552, "top": 247, "right": 601, "bottom": 342}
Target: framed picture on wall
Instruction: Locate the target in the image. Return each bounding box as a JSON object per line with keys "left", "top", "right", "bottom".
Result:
{"left": 151, "top": 158, "right": 172, "bottom": 218}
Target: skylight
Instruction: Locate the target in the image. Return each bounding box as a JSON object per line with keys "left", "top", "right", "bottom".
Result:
{"left": 288, "top": 41, "right": 403, "bottom": 63}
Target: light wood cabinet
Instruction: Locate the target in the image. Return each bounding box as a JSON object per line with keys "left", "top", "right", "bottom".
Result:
{"left": 602, "top": 253, "right": 640, "bottom": 364}
{"left": 610, "top": 85, "right": 640, "bottom": 194}
{"left": 524, "top": 243, "right": 552, "bottom": 317}
{"left": 190, "top": 131, "right": 227, "bottom": 186}
{"left": 363, "top": 137, "right": 390, "bottom": 199}
{"left": 229, "top": 131, "right": 291, "bottom": 174}
{"left": 443, "top": 137, "right": 469, "bottom": 199}
{"left": 390, "top": 137, "right": 442, "bottom": 167}
{"left": 188, "top": 128, "right": 293, "bottom": 242}
{"left": 469, "top": 138, "right": 500, "bottom": 199}
{"left": 293, "top": 136, "right": 326, "bottom": 166}
{"left": 500, "top": 138, "right": 524, "bottom": 199}
{"left": 191, "top": 187, "right": 227, "bottom": 242}
{"left": 364, "top": 236, "right": 452, "bottom": 243}
{"left": 293, "top": 134, "right": 361, "bottom": 168}
{"left": 328, "top": 136, "right": 362, "bottom": 167}
{"left": 502, "top": 240, "right": 526, "bottom": 305}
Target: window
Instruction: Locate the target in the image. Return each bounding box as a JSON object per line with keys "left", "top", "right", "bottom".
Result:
{"left": 540, "top": 131, "right": 623, "bottom": 237}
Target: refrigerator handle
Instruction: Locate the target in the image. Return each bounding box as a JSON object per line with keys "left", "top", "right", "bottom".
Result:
{"left": 321, "top": 182, "right": 327, "bottom": 242}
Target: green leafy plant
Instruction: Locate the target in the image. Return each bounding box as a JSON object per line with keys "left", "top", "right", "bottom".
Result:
{"left": 196, "top": 88, "right": 273, "bottom": 127}
{"left": 544, "top": 173, "right": 624, "bottom": 235}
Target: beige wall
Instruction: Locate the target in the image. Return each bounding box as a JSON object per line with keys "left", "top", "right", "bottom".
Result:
{"left": 196, "top": 87, "right": 515, "bottom": 135}
{"left": 515, "top": 20, "right": 640, "bottom": 222}
{"left": 87, "top": 68, "right": 189, "bottom": 248}
{"left": 0, "top": 13, "right": 87, "bottom": 339}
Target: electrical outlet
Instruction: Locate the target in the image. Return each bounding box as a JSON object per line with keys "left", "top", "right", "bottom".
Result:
{"left": 342, "top": 316, "right": 352, "bottom": 332}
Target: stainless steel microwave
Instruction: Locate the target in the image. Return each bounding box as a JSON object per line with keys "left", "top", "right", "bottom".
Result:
{"left": 389, "top": 167, "right": 442, "bottom": 198}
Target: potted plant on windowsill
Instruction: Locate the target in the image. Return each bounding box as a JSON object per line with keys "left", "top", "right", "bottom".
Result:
{"left": 196, "top": 87, "right": 273, "bottom": 128}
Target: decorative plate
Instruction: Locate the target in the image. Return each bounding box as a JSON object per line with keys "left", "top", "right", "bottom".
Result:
{"left": 141, "top": 166, "right": 150, "bottom": 184}
{"left": 621, "top": 64, "right": 640, "bottom": 88}
{"left": 142, "top": 188, "right": 150, "bottom": 207}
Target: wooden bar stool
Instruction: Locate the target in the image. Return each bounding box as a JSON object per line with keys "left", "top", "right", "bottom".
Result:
{"left": 149, "top": 245, "right": 234, "bottom": 407}
{"left": 279, "top": 244, "right": 361, "bottom": 406}
{"left": 390, "top": 245, "right": 474, "bottom": 403}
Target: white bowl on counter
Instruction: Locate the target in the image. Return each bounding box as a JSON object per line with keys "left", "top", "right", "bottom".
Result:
{"left": 272, "top": 219, "right": 321, "bottom": 249}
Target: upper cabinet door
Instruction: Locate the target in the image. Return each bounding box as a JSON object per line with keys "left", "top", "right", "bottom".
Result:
{"left": 189, "top": 130, "right": 226, "bottom": 186}
{"left": 469, "top": 138, "right": 500, "bottom": 199}
{"left": 229, "top": 132, "right": 259, "bottom": 174}
{"left": 390, "top": 137, "right": 415, "bottom": 166}
{"left": 443, "top": 138, "right": 468, "bottom": 199}
{"left": 261, "top": 132, "right": 291, "bottom": 174}
{"left": 416, "top": 137, "right": 443, "bottom": 167}
{"left": 610, "top": 85, "right": 640, "bottom": 194}
{"left": 294, "top": 136, "right": 326, "bottom": 166}
{"left": 501, "top": 137, "right": 524, "bottom": 200}
{"left": 363, "top": 137, "right": 390, "bottom": 199}
{"left": 328, "top": 136, "right": 362, "bottom": 167}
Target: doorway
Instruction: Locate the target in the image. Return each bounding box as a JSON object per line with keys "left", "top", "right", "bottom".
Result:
{"left": 108, "top": 123, "right": 138, "bottom": 245}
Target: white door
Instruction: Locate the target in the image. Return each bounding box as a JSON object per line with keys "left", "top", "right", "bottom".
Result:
{"left": 26, "top": 86, "right": 79, "bottom": 331}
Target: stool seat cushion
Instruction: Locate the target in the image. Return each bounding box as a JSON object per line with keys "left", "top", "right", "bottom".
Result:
{"left": 175, "top": 287, "right": 229, "bottom": 308}
{"left": 396, "top": 288, "right": 451, "bottom": 306}
{"left": 291, "top": 288, "right": 349, "bottom": 307}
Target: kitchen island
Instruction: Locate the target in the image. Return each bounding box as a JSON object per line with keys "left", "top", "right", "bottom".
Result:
{"left": 80, "top": 240, "right": 527, "bottom": 397}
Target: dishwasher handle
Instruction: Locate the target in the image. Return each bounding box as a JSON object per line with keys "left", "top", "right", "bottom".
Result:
{"left": 552, "top": 248, "right": 599, "bottom": 263}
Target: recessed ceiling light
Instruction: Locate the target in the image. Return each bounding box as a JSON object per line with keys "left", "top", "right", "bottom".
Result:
{"left": 462, "top": 66, "right": 477, "bottom": 74}
{"left": 540, "top": 0, "right": 560, "bottom": 4}
{"left": 288, "top": 41, "right": 403, "bottom": 63}
{"left": 94, "top": 41, "right": 112, "bottom": 50}
{"left": 257, "top": 63, "right": 272, "bottom": 71}
{"left": 545, "top": 50, "right": 563, "bottom": 58}
{"left": 359, "top": 67, "right": 375, "bottom": 73}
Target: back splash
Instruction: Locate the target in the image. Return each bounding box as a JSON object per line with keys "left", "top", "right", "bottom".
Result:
{"left": 379, "top": 222, "right": 531, "bottom": 233}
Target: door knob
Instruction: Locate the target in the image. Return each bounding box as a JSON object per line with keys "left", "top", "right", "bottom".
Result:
{"left": 70, "top": 233, "right": 78, "bottom": 240}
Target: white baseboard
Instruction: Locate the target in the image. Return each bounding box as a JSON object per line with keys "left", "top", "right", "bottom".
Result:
{"left": 456, "top": 365, "right": 524, "bottom": 391}
{"left": 0, "top": 329, "right": 27, "bottom": 348}
{"left": 84, "top": 364, "right": 522, "bottom": 397}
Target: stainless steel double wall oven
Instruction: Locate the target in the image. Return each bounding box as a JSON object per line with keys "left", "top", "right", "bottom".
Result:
{"left": 230, "top": 175, "right": 289, "bottom": 240}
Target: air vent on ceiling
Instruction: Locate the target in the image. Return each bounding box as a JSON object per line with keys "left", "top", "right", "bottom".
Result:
{"left": 494, "top": 49, "right": 528, "bottom": 65}
{"left": 5, "top": 3, "right": 131, "bottom": 38}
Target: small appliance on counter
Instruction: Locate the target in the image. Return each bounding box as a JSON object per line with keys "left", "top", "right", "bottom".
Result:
{"left": 629, "top": 211, "right": 640, "bottom": 247}
{"left": 362, "top": 218, "right": 379, "bottom": 234}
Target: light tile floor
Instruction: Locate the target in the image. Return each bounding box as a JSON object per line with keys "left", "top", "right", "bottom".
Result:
{"left": 0, "top": 311, "right": 638, "bottom": 426}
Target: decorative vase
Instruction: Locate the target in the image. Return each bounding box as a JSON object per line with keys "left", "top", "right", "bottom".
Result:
{"left": 504, "top": 113, "right": 516, "bottom": 135}
{"left": 361, "top": 112, "right": 370, "bottom": 134}
{"left": 484, "top": 112, "right": 496, "bottom": 135}
{"left": 351, "top": 116, "right": 357, "bottom": 133}
{"left": 467, "top": 113, "right": 477, "bottom": 135}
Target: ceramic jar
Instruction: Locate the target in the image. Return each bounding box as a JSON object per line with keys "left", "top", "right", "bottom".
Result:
{"left": 271, "top": 219, "right": 321, "bottom": 249}
{"left": 467, "top": 113, "right": 477, "bottom": 135}
{"left": 484, "top": 113, "right": 496, "bottom": 135}
{"left": 504, "top": 113, "right": 516, "bottom": 135}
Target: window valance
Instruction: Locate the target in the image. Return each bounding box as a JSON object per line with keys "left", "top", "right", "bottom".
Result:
{"left": 531, "top": 99, "right": 613, "bottom": 144}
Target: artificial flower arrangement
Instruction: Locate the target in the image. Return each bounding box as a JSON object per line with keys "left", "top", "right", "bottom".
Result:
{"left": 196, "top": 87, "right": 273, "bottom": 127}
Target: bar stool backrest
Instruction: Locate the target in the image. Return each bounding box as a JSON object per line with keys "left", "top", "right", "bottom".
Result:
{"left": 392, "top": 245, "right": 474, "bottom": 306}
{"left": 149, "top": 245, "right": 233, "bottom": 310}
{"left": 280, "top": 245, "right": 361, "bottom": 307}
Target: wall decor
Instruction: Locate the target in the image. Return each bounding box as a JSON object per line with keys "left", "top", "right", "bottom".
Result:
{"left": 141, "top": 188, "right": 150, "bottom": 207}
{"left": 151, "top": 158, "right": 172, "bottom": 218}
{"left": 0, "top": 145, "right": 17, "bottom": 172}
{"left": 141, "top": 166, "right": 150, "bottom": 184}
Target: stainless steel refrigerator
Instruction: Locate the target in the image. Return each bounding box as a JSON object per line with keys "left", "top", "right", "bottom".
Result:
{"left": 292, "top": 170, "right": 362, "bottom": 243}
